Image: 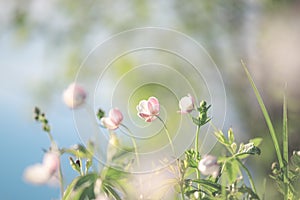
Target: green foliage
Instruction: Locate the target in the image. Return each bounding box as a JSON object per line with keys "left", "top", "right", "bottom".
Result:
{"left": 192, "top": 101, "right": 211, "bottom": 127}
{"left": 63, "top": 173, "right": 98, "bottom": 200}
{"left": 96, "top": 108, "right": 105, "bottom": 120}
{"left": 28, "top": 68, "right": 300, "bottom": 200}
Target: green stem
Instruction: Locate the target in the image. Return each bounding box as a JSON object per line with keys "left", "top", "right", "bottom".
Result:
{"left": 283, "top": 95, "right": 289, "bottom": 199}
{"left": 180, "top": 175, "right": 185, "bottom": 200}
{"left": 236, "top": 159, "right": 257, "bottom": 193}
{"left": 46, "top": 131, "right": 54, "bottom": 143}
{"left": 157, "top": 116, "right": 175, "bottom": 154}
{"left": 58, "top": 158, "right": 64, "bottom": 198}
{"left": 178, "top": 160, "right": 186, "bottom": 200}
{"left": 195, "top": 124, "right": 201, "bottom": 195}
{"left": 242, "top": 61, "right": 283, "bottom": 168}
{"left": 195, "top": 125, "right": 200, "bottom": 156}
{"left": 120, "top": 124, "right": 140, "bottom": 166}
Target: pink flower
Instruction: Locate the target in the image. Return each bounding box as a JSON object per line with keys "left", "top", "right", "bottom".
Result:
{"left": 63, "top": 83, "right": 87, "bottom": 109}
{"left": 178, "top": 94, "right": 194, "bottom": 114}
{"left": 101, "top": 108, "right": 123, "bottom": 130}
{"left": 198, "top": 155, "right": 219, "bottom": 178}
{"left": 23, "top": 152, "right": 60, "bottom": 185}
{"left": 136, "top": 97, "right": 160, "bottom": 122}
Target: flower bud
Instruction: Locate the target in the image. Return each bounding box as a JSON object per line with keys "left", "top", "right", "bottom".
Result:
{"left": 178, "top": 94, "right": 195, "bottom": 114}
{"left": 101, "top": 108, "right": 123, "bottom": 130}
{"left": 63, "top": 83, "right": 86, "bottom": 109}
{"left": 198, "top": 155, "right": 219, "bottom": 178}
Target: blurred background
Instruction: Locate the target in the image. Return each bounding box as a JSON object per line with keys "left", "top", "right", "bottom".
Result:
{"left": 1, "top": 0, "right": 300, "bottom": 199}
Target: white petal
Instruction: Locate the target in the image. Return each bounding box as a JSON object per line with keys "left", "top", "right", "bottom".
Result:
{"left": 23, "top": 164, "right": 50, "bottom": 185}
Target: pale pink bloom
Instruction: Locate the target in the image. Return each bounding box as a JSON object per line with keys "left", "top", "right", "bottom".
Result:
{"left": 198, "top": 155, "right": 219, "bottom": 178}
{"left": 101, "top": 108, "right": 123, "bottom": 130}
{"left": 136, "top": 97, "right": 160, "bottom": 122}
{"left": 42, "top": 152, "right": 60, "bottom": 174}
{"left": 23, "top": 152, "right": 60, "bottom": 185}
{"left": 23, "top": 164, "right": 51, "bottom": 185}
{"left": 178, "top": 94, "right": 194, "bottom": 114}
{"left": 63, "top": 83, "right": 87, "bottom": 109}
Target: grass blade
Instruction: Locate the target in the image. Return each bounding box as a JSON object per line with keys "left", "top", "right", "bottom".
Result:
{"left": 241, "top": 60, "right": 283, "bottom": 168}
{"left": 283, "top": 94, "right": 289, "bottom": 200}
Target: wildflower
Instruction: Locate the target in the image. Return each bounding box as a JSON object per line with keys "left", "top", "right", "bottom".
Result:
{"left": 136, "top": 97, "right": 160, "bottom": 122}
{"left": 178, "top": 94, "right": 194, "bottom": 114}
{"left": 198, "top": 155, "right": 219, "bottom": 178}
{"left": 23, "top": 152, "right": 60, "bottom": 185}
{"left": 63, "top": 83, "right": 87, "bottom": 109}
{"left": 101, "top": 108, "right": 123, "bottom": 130}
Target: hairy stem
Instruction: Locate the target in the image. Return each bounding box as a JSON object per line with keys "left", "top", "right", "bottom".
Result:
{"left": 120, "top": 124, "right": 140, "bottom": 167}
{"left": 157, "top": 116, "right": 175, "bottom": 153}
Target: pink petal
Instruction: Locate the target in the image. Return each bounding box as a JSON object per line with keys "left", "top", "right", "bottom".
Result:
{"left": 43, "top": 152, "right": 60, "bottom": 174}
{"left": 23, "top": 164, "right": 51, "bottom": 185}
{"left": 148, "top": 97, "right": 159, "bottom": 115}
{"left": 178, "top": 94, "right": 194, "bottom": 114}
{"left": 101, "top": 117, "right": 118, "bottom": 130}
{"left": 63, "top": 83, "right": 87, "bottom": 109}
{"left": 109, "top": 108, "right": 123, "bottom": 125}
{"left": 137, "top": 100, "right": 149, "bottom": 114}
{"left": 139, "top": 113, "right": 150, "bottom": 118}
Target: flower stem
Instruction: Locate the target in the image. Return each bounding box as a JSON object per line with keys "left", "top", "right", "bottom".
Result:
{"left": 58, "top": 157, "right": 64, "bottom": 198}
{"left": 195, "top": 124, "right": 201, "bottom": 196}
{"left": 120, "top": 124, "right": 140, "bottom": 167}
{"left": 282, "top": 95, "right": 289, "bottom": 200}
{"left": 157, "top": 116, "right": 175, "bottom": 154}
{"left": 236, "top": 158, "right": 257, "bottom": 193}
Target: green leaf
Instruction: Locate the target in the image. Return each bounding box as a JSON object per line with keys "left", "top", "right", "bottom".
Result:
{"left": 238, "top": 184, "right": 260, "bottom": 200}
{"left": 228, "top": 128, "right": 235, "bottom": 144}
{"left": 97, "top": 108, "right": 105, "bottom": 120}
{"left": 61, "top": 144, "right": 92, "bottom": 159}
{"left": 62, "top": 173, "right": 98, "bottom": 200}
{"left": 249, "top": 137, "right": 263, "bottom": 147}
{"left": 242, "top": 61, "right": 283, "bottom": 168}
{"left": 223, "top": 159, "right": 240, "bottom": 184}
{"left": 103, "top": 183, "right": 122, "bottom": 200}
{"left": 231, "top": 143, "right": 237, "bottom": 154}
{"left": 63, "top": 176, "right": 80, "bottom": 200}
{"left": 214, "top": 130, "right": 229, "bottom": 146}
{"left": 235, "top": 142, "right": 261, "bottom": 160}
{"left": 192, "top": 117, "right": 201, "bottom": 126}
{"left": 191, "top": 179, "right": 222, "bottom": 191}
